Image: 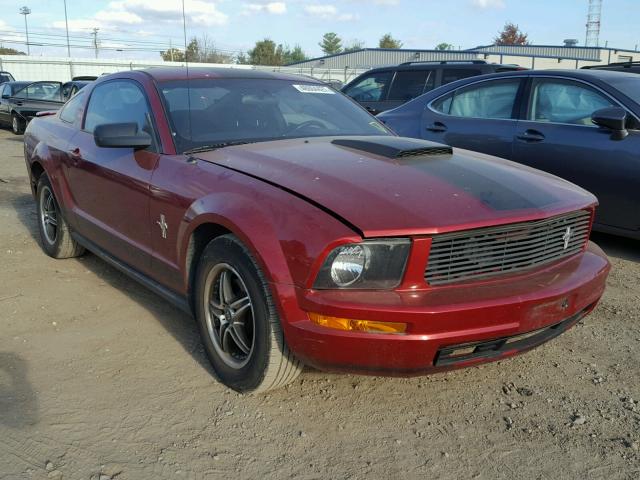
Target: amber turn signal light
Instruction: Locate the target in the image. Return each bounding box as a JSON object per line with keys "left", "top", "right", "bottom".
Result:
{"left": 308, "top": 313, "right": 407, "bottom": 334}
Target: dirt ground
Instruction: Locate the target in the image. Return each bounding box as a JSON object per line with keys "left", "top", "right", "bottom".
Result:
{"left": 0, "top": 128, "right": 639, "bottom": 480}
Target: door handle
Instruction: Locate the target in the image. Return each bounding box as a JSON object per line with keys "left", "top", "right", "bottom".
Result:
{"left": 365, "top": 106, "right": 379, "bottom": 115}
{"left": 516, "top": 130, "right": 545, "bottom": 142}
{"left": 426, "top": 122, "right": 447, "bottom": 133}
{"left": 68, "top": 147, "right": 81, "bottom": 164}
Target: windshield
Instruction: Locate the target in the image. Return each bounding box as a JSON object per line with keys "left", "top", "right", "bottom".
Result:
{"left": 159, "top": 78, "right": 391, "bottom": 153}
{"left": 609, "top": 76, "right": 640, "bottom": 105}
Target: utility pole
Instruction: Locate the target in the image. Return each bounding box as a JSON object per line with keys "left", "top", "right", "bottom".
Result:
{"left": 91, "top": 27, "right": 99, "bottom": 59}
{"left": 63, "top": 0, "right": 71, "bottom": 57}
{"left": 19, "top": 6, "right": 31, "bottom": 55}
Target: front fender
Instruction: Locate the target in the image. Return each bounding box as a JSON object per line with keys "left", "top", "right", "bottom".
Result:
{"left": 176, "top": 182, "right": 358, "bottom": 327}
{"left": 179, "top": 187, "right": 358, "bottom": 288}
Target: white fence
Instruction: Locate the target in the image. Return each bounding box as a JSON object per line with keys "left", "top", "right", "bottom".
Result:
{"left": 0, "top": 55, "right": 367, "bottom": 84}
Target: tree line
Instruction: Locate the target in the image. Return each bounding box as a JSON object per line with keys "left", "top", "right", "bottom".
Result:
{"left": 0, "top": 23, "right": 528, "bottom": 62}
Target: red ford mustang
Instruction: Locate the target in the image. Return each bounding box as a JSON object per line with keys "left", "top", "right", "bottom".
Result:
{"left": 23, "top": 68, "right": 610, "bottom": 392}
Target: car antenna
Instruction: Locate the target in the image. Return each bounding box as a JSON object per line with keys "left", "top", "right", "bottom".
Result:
{"left": 181, "top": 0, "right": 193, "bottom": 150}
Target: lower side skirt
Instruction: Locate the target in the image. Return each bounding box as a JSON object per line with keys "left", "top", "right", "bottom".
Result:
{"left": 71, "top": 231, "right": 192, "bottom": 315}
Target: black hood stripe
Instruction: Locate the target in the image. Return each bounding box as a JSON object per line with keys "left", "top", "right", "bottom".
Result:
{"left": 405, "top": 155, "right": 557, "bottom": 211}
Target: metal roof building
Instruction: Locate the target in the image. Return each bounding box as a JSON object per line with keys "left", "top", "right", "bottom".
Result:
{"left": 287, "top": 44, "right": 640, "bottom": 71}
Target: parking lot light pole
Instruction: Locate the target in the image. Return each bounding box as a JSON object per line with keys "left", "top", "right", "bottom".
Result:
{"left": 19, "top": 6, "right": 31, "bottom": 56}
{"left": 63, "top": 0, "right": 71, "bottom": 57}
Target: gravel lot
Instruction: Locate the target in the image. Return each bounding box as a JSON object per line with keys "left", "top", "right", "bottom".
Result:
{"left": 1, "top": 128, "right": 639, "bottom": 480}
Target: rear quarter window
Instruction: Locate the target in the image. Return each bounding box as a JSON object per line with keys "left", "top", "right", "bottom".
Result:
{"left": 441, "top": 69, "right": 482, "bottom": 86}
{"left": 387, "top": 70, "right": 432, "bottom": 102}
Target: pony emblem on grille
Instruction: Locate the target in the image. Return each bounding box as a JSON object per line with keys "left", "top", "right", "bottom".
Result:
{"left": 562, "top": 226, "right": 572, "bottom": 250}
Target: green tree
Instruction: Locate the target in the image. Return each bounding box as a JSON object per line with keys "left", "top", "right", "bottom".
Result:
{"left": 248, "top": 39, "right": 283, "bottom": 65}
{"left": 235, "top": 52, "right": 250, "bottom": 64}
{"left": 343, "top": 40, "right": 365, "bottom": 52}
{"left": 160, "top": 47, "right": 185, "bottom": 62}
{"left": 282, "top": 45, "right": 307, "bottom": 64}
{"left": 319, "top": 32, "right": 342, "bottom": 55}
{"left": 379, "top": 33, "right": 403, "bottom": 49}
{"left": 0, "top": 46, "right": 26, "bottom": 55}
{"left": 161, "top": 36, "right": 233, "bottom": 64}
{"left": 494, "top": 22, "right": 529, "bottom": 45}
{"left": 435, "top": 42, "right": 454, "bottom": 51}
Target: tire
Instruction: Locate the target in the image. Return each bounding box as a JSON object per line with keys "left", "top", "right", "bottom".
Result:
{"left": 36, "top": 175, "right": 85, "bottom": 259}
{"left": 11, "top": 113, "right": 24, "bottom": 135}
{"left": 194, "top": 234, "right": 302, "bottom": 393}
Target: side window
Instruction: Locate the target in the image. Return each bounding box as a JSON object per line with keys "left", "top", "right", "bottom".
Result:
{"left": 424, "top": 71, "right": 436, "bottom": 93}
{"left": 343, "top": 72, "right": 393, "bottom": 102}
{"left": 528, "top": 79, "right": 615, "bottom": 126}
{"left": 441, "top": 69, "right": 481, "bottom": 86}
{"left": 84, "top": 80, "right": 155, "bottom": 139}
{"left": 61, "top": 83, "right": 73, "bottom": 101}
{"left": 59, "top": 91, "right": 86, "bottom": 124}
{"left": 387, "top": 70, "right": 430, "bottom": 102}
{"left": 433, "top": 79, "right": 521, "bottom": 119}
{"left": 21, "top": 82, "right": 62, "bottom": 101}
{"left": 1, "top": 84, "right": 8, "bottom": 97}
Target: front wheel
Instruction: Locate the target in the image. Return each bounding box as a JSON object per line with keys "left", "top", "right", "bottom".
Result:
{"left": 194, "top": 235, "right": 302, "bottom": 393}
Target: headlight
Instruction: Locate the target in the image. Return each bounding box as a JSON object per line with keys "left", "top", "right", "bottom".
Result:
{"left": 314, "top": 239, "right": 411, "bottom": 290}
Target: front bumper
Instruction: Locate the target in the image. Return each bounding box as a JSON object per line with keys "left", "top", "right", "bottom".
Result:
{"left": 283, "top": 241, "right": 610, "bottom": 375}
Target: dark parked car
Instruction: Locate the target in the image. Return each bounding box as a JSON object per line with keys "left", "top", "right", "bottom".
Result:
{"left": 378, "top": 69, "right": 640, "bottom": 239}
{"left": 0, "top": 71, "right": 16, "bottom": 84}
{"left": 23, "top": 68, "right": 609, "bottom": 392}
{"left": 61, "top": 80, "right": 91, "bottom": 100}
{"left": 1, "top": 80, "right": 90, "bottom": 134}
{"left": 0, "top": 81, "right": 33, "bottom": 133}
{"left": 342, "top": 60, "right": 526, "bottom": 114}
{"left": 583, "top": 61, "right": 640, "bottom": 74}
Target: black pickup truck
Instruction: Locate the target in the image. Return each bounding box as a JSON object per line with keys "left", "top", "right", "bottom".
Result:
{"left": 0, "top": 80, "right": 90, "bottom": 134}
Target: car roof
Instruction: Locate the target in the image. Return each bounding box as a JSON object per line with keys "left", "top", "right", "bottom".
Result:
{"left": 139, "top": 67, "right": 323, "bottom": 84}
{"left": 361, "top": 62, "right": 519, "bottom": 74}
{"left": 470, "top": 68, "right": 639, "bottom": 81}
{"left": 3, "top": 81, "right": 31, "bottom": 88}
{"left": 64, "top": 80, "right": 90, "bottom": 86}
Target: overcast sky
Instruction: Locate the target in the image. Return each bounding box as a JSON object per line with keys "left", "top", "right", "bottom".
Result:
{"left": 0, "top": 0, "right": 638, "bottom": 60}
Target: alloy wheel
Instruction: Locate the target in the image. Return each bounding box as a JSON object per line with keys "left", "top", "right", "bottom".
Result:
{"left": 39, "top": 186, "right": 58, "bottom": 245}
{"left": 204, "top": 263, "right": 255, "bottom": 369}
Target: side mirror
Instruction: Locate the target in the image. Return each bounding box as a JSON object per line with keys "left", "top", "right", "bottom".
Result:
{"left": 93, "top": 123, "right": 152, "bottom": 150}
{"left": 1, "top": 94, "right": 9, "bottom": 99}
{"left": 592, "top": 106, "right": 629, "bottom": 140}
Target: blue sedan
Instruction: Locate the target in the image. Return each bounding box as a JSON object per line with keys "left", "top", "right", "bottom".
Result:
{"left": 378, "top": 69, "right": 640, "bottom": 239}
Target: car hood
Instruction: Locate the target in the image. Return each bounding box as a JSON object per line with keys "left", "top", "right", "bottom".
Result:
{"left": 195, "top": 136, "right": 597, "bottom": 237}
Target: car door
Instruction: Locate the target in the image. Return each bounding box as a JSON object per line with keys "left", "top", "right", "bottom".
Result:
{"left": 0, "top": 84, "right": 11, "bottom": 124}
{"left": 66, "top": 79, "right": 161, "bottom": 275}
{"left": 11, "top": 81, "right": 64, "bottom": 120}
{"left": 512, "top": 76, "right": 640, "bottom": 231}
{"left": 342, "top": 70, "right": 393, "bottom": 115}
{"left": 421, "top": 77, "right": 525, "bottom": 160}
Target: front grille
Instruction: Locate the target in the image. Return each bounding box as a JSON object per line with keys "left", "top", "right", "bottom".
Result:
{"left": 425, "top": 210, "right": 591, "bottom": 285}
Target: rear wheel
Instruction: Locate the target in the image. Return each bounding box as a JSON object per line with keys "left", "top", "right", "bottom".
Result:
{"left": 11, "top": 114, "right": 24, "bottom": 135}
{"left": 36, "top": 175, "right": 85, "bottom": 259}
{"left": 194, "top": 234, "right": 302, "bottom": 393}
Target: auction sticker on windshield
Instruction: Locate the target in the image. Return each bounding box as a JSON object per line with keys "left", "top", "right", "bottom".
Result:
{"left": 292, "top": 84, "right": 335, "bottom": 94}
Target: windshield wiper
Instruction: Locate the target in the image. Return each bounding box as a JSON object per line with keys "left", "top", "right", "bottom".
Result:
{"left": 184, "top": 140, "right": 253, "bottom": 154}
